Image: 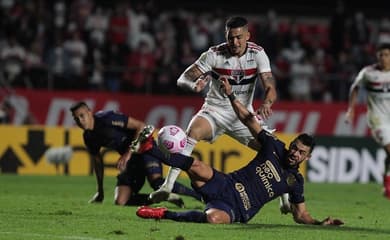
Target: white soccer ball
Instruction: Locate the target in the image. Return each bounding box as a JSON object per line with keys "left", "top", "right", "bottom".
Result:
{"left": 157, "top": 125, "right": 187, "bottom": 154}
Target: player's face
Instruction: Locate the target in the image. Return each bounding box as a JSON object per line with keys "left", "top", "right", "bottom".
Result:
{"left": 225, "top": 26, "right": 250, "bottom": 57}
{"left": 377, "top": 49, "right": 390, "bottom": 70}
{"left": 287, "top": 140, "right": 311, "bottom": 166}
{"left": 72, "top": 106, "right": 93, "bottom": 130}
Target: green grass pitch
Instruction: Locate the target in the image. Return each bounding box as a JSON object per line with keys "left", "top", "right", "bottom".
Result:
{"left": 1, "top": 174, "right": 389, "bottom": 240}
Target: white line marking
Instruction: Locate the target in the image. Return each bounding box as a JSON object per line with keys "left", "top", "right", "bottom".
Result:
{"left": 0, "top": 231, "right": 107, "bottom": 240}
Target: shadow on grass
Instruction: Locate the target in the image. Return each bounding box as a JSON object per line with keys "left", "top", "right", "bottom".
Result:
{"left": 225, "top": 223, "right": 390, "bottom": 235}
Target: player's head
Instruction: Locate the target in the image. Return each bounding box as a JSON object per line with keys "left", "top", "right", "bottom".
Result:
{"left": 287, "top": 133, "right": 315, "bottom": 167}
{"left": 225, "top": 16, "right": 250, "bottom": 57}
{"left": 70, "top": 101, "right": 94, "bottom": 130}
{"left": 376, "top": 43, "right": 390, "bottom": 70}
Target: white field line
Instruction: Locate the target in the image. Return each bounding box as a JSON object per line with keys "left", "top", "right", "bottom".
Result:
{"left": 0, "top": 231, "right": 107, "bottom": 240}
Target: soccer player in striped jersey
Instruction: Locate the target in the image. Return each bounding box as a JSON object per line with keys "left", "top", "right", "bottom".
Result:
{"left": 345, "top": 43, "right": 390, "bottom": 199}
{"left": 149, "top": 16, "right": 291, "bottom": 213}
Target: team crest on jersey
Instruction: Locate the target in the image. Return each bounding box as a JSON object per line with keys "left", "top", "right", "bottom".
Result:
{"left": 231, "top": 69, "right": 245, "bottom": 82}
{"left": 286, "top": 174, "right": 297, "bottom": 186}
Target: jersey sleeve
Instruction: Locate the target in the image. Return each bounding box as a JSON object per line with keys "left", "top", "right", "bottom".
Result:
{"left": 255, "top": 49, "right": 272, "bottom": 73}
{"left": 256, "top": 130, "right": 285, "bottom": 151}
{"left": 98, "top": 110, "right": 129, "bottom": 129}
{"left": 350, "top": 66, "right": 367, "bottom": 88}
{"left": 289, "top": 173, "right": 305, "bottom": 204}
{"left": 194, "top": 49, "right": 215, "bottom": 73}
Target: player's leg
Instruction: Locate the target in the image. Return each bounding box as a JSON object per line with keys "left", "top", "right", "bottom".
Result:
{"left": 383, "top": 143, "right": 390, "bottom": 199}
{"left": 136, "top": 206, "right": 230, "bottom": 224}
{"left": 137, "top": 171, "right": 232, "bottom": 224}
{"left": 149, "top": 115, "right": 213, "bottom": 201}
{"left": 114, "top": 156, "right": 149, "bottom": 206}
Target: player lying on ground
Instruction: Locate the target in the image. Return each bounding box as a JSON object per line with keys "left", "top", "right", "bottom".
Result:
{"left": 133, "top": 78, "right": 344, "bottom": 225}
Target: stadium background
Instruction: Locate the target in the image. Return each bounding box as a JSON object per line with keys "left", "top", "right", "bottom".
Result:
{"left": 0, "top": 0, "right": 389, "bottom": 184}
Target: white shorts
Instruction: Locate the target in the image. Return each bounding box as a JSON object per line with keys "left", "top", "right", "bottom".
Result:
{"left": 368, "top": 113, "right": 390, "bottom": 146}
{"left": 188, "top": 103, "right": 255, "bottom": 145}
{"left": 371, "top": 126, "right": 390, "bottom": 146}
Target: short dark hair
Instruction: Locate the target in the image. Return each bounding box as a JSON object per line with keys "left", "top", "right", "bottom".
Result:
{"left": 377, "top": 43, "right": 390, "bottom": 52}
{"left": 296, "top": 133, "right": 316, "bottom": 153}
{"left": 225, "top": 16, "right": 248, "bottom": 29}
{"left": 70, "top": 101, "right": 89, "bottom": 113}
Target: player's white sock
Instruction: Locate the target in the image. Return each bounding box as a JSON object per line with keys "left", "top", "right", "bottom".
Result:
{"left": 160, "top": 136, "right": 198, "bottom": 192}
{"left": 279, "top": 193, "right": 291, "bottom": 214}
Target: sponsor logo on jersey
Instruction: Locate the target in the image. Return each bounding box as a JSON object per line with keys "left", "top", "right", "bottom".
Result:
{"left": 235, "top": 183, "right": 251, "bottom": 210}
{"left": 111, "top": 120, "right": 125, "bottom": 127}
{"left": 256, "top": 160, "right": 281, "bottom": 198}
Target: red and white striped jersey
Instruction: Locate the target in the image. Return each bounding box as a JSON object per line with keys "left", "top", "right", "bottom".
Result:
{"left": 194, "top": 42, "right": 271, "bottom": 108}
{"left": 353, "top": 64, "right": 390, "bottom": 127}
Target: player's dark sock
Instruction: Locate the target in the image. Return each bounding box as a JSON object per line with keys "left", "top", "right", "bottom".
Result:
{"left": 164, "top": 210, "right": 207, "bottom": 223}
{"left": 147, "top": 147, "right": 194, "bottom": 170}
{"left": 172, "top": 182, "right": 202, "bottom": 201}
{"left": 126, "top": 194, "right": 153, "bottom": 206}
{"left": 150, "top": 177, "right": 165, "bottom": 190}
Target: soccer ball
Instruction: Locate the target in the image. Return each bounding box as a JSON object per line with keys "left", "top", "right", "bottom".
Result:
{"left": 157, "top": 125, "right": 187, "bottom": 154}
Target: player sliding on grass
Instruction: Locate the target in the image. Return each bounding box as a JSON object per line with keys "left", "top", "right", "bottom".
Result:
{"left": 134, "top": 78, "right": 344, "bottom": 225}
{"left": 70, "top": 101, "right": 201, "bottom": 207}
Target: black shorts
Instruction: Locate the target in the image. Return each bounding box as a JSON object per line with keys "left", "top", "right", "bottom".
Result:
{"left": 193, "top": 170, "right": 242, "bottom": 223}
{"left": 116, "top": 144, "right": 163, "bottom": 193}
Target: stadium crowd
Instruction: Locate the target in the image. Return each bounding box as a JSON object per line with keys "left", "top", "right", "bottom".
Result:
{"left": 0, "top": 0, "right": 389, "bottom": 102}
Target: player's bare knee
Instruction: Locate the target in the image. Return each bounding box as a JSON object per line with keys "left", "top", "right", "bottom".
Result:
{"left": 114, "top": 198, "right": 127, "bottom": 206}
{"left": 206, "top": 210, "right": 231, "bottom": 224}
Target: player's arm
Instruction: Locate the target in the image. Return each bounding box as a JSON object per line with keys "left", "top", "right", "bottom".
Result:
{"left": 177, "top": 64, "right": 209, "bottom": 93}
{"left": 219, "top": 77, "right": 262, "bottom": 137}
{"left": 345, "top": 68, "right": 365, "bottom": 124}
{"left": 257, "top": 72, "right": 277, "bottom": 120}
{"left": 89, "top": 153, "right": 104, "bottom": 203}
{"left": 116, "top": 116, "right": 148, "bottom": 171}
{"left": 345, "top": 81, "right": 360, "bottom": 124}
{"left": 291, "top": 202, "right": 344, "bottom": 226}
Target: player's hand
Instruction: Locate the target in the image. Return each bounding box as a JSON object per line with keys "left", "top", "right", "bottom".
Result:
{"left": 117, "top": 151, "right": 132, "bottom": 171}
{"left": 219, "top": 76, "right": 232, "bottom": 95}
{"left": 280, "top": 204, "right": 292, "bottom": 215}
{"left": 193, "top": 75, "right": 210, "bottom": 92}
{"left": 256, "top": 103, "right": 273, "bottom": 120}
{"left": 344, "top": 108, "right": 354, "bottom": 124}
{"left": 89, "top": 192, "right": 104, "bottom": 203}
{"left": 321, "top": 216, "right": 344, "bottom": 226}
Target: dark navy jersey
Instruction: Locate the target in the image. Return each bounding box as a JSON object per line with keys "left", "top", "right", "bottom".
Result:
{"left": 228, "top": 130, "right": 305, "bottom": 222}
{"left": 83, "top": 110, "right": 136, "bottom": 155}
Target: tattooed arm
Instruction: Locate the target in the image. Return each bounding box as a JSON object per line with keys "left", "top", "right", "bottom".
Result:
{"left": 256, "top": 72, "right": 277, "bottom": 120}
{"left": 177, "top": 65, "right": 209, "bottom": 92}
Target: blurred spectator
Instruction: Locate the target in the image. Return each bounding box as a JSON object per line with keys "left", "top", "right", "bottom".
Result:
{"left": 44, "top": 32, "right": 72, "bottom": 89}
{"left": 104, "top": 43, "right": 124, "bottom": 92}
{"left": 281, "top": 39, "right": 305, "bottom": 64}
{"left": 107, "top": 2, "right": 128, "bottom": 52}
{"left": 328, "top": 0, "right": 347, "bottom": 60}
{"left": 377, "top": 17, "right": 390, "bottom": 45}
{"left": 288, "top": 55, "right": 315, "bottom": 101}
{"left": 122, "top": 40, "right": 156, "bottom": 92}
{"left": 24, "top": 39, "right": 48, "bottom": 88}
{"left": 84, "top": 5, "right": 109, "bottom": 47}
{"left": 0, "top": 34, "right": 26, "bottom": 87}
{"left": 0, "top": 99, "right": 12, "bottom": 123}
{"left": 63, "top": 29, "right": 88, "bottom": 88}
